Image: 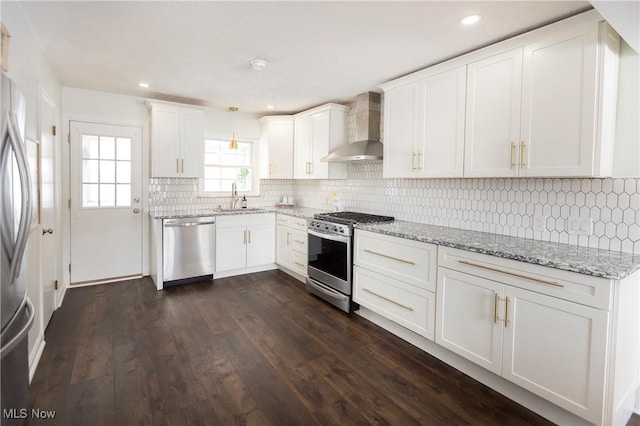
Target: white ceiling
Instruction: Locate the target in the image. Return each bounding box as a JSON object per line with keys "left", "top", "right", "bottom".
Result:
{"left": 17, "top": 1, "right": 592, "bottom": 115}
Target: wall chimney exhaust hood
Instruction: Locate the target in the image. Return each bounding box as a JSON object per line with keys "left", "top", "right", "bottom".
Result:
{"left": 321, "top": 92, "right": 382, "bottom": 162}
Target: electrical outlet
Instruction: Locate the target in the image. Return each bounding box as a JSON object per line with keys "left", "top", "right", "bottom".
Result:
{"left": 567, "top": 217, "right": 593, "bottom": 236}
{"left": 532, "top": 215, "right": 547, "bottom": 232}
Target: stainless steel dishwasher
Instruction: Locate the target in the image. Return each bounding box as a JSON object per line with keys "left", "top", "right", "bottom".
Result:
{"left": 163, "top": 217, "right": 216, "bottom": 284}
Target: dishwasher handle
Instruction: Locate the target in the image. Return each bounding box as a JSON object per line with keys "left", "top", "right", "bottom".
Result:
{"left": 164, "top": 220, "right": 216, "bottom": 227}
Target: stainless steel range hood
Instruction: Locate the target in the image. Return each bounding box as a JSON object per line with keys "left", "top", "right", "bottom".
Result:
{"left": 321, "top": 92, "right": 383, "bottom": 162}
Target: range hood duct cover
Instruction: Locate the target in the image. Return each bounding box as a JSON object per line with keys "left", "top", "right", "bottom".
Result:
{"left": 321, "top": 92, "right": 383, "bottom": 162}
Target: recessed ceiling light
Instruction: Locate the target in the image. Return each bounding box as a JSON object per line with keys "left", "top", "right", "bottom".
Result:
{"left": 266, "top": 105, "right": 274, "bottom": 109}
{"left": 250, "top": 58, "right": 268, "bottom": 71}
{"left": 461, "top": 14, "right": 482, "bottom": 26}
{"left": 138, "top": 82, "right": 150, "bottom": 88}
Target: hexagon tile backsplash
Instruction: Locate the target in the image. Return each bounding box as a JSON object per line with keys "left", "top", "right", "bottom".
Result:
{"left": 150, "top": 162, "right": 640, "bottom": 254}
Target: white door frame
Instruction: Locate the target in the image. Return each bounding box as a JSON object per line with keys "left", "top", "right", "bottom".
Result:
{"left": 61, "top": 114, "right": 149, "bottom": 291}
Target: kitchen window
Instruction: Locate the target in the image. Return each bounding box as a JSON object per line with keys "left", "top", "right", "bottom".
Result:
{"left": 200, "top": 138, "right": 259, "bottom": 196}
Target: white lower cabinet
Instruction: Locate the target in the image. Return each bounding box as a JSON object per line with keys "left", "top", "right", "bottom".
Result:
{"left": 215, "top": 213, "right": 275, "bottom": 276}
{"left": 435, "top": 246, "right": 630, "bottom": 425}
{"left": 353, "top": 230, "right": 437, "bottom": 340}
{"left": 275, "top": 213, "right": 308, "bottom": 280}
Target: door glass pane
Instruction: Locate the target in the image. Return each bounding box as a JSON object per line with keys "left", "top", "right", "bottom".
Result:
{"left": 99, "top": 136, "right": 115, "bottom": 160}
{"left": 83, "top": 159, "right": 99, "bottom": 183}
{"left": 116, "top": 138, "right": 131, "bottom": 160}
{"left": 83, "top": 184, "right": 99, "bottom": 207}
{"left": 116, "top": 161, "right": 131, "bottom": 183}
{"left": 82, "top": 135, "right": 99, "bottom": 158}
{"left": 116, "top": 184, "right": 131, "bottom": 206}
{"left": 99, "top": 160, "right": 115, "bottom": 183}
{"left": 100, "top": 184, "right": 115, "bottom": 206}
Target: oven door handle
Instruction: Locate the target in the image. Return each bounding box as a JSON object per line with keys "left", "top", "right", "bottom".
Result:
{"left": 307, "top": 278, "right": 348, "bottom": 301}
{"left": 308, "top": 229, "right": 350, "bottom": 244}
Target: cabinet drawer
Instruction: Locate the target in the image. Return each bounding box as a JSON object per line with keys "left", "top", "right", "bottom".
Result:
{"left": 218, "top": 212, "right": 275, "bottom": 228}
{"left": 291, "top": 251, "right": 307, "bottom": 276}
{"left": 291, "top": 229, "right": 307, "bottom": 253}
{"left": 355, "top": 230, "right": 437, "bottom": 292}
{"left": 290, "top": 217, "right": 308, "bottom": 231}
{"left": 354, "top": 266, "right": 435, "bottom": 340}
{"left": 276, "top": 214, "right": 292, "bottom": 227}
{"left": 438, "top": 246, "right": 613, "bottom": 310}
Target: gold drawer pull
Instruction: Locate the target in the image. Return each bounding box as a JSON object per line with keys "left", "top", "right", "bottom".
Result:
{"left": 494, "top": 293, "right": 499, "bottom": 323}
{"left": 294, "top": 239, "right": 305, "bottom": 244}
{"left": 457, "top": 260, "right": 563, "bottom": 287}
{"left": 363, "top": 249, "right": 415, "bottom": 265}
{"left": 510, "top": 142, "right": 516, "bottom": 168}
{"left": 520, "top": 141, "right": 526, "bottom": 168}
{"left": 363, "top": 288, "right": 414, "bottom": 311}
{"left": 294, "top": 261, "right": 305, "bottom": 267}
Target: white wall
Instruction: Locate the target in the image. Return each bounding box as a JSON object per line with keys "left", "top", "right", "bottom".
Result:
{"left": 1, "top": 2, "right": 62, "bottom": 377}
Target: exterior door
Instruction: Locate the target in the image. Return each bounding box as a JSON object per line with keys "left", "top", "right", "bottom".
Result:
{"left": 69, "top": 121, "right": 142, "bottom": 284}
{"left": 39, "top": 89, "right": 57, "bottom": 325}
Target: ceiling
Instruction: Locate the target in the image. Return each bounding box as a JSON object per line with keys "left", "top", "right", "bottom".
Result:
{"left": 16, "top": 1, "right": 592, "bottom": 115}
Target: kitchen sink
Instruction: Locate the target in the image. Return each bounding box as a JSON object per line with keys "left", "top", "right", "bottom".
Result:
{"left": 214, "top": 207, "right": 265, "bottom": 212}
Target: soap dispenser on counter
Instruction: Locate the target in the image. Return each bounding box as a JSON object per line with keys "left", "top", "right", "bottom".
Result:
{"left": 241, "top": 195, "right": 247, "bottom": 209}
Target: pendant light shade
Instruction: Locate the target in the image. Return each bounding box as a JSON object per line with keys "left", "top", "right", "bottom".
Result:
{"left": 228, "top": 106, "right": 239, "bottom": 150}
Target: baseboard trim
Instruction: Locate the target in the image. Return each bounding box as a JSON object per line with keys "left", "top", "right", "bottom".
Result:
{"left": 213, "top": 263, "right": 277, "bottom": 279}
{"left": 28, "top": 335, "right": 46, "bottom": 384}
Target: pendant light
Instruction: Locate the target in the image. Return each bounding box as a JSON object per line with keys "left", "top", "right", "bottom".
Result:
{"left": 228, "top": 106, "right": 238, "bottom": 150}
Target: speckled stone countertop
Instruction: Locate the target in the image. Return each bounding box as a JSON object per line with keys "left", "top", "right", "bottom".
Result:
{"left": 150, "top": 206, "right": 326, "bottom": 220}
{"left": 355, "top": 221, "right": 640, "bottom": 280}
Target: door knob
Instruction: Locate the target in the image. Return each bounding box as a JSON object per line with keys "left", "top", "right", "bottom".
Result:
{"left": 133, "top": 198, "right": 140, "bottom": 203}
{"left": 42, "top": 228, "right": 53, "bottom": 235}
{"left": 133, "top": 208, "right": 141, "bottom": 214}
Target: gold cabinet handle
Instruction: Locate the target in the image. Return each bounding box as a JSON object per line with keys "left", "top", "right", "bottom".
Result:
{"left": 494, "top": 293, "right": 499, "bottom": 323}
{"left": 457, "top": 260, "right": 563, "bottom": 287}
{"left": 295, "top": 221, "right": 306, "bottom": 227}
{"left": 364, "top": 288, "right": 414, "bottom": 311}
{"left": 505, "top": 297, "right": 510, "bottom": 327}
{"left": 176, "top": 158, "right": 180, "bottom": 173}
{"left": 181, "top": 159, "right": 185, "bottom": 173}
{"left": 287, "top": 232, "right": 291, "bottom": 245}
{"left": 412, "top": 152, "right": 417, "bottom": 171}
{"left": 520, "top": 141, "right": 526, "bottom": 168}
{"left": 278, "top": 219, "right": 288, "bottom": 224}
{"left": 363, "top": 249, "right": 415, "bottom": 265}
{"left": 248, "top": 230, "right": 251, "bottom": 244}
{"left": 294, "top": 239, "right": 305, "bottom": 244}
{"left": 308, "top": 161, "right": 312, "bottom": 175}
{"left": 243, "top": 230, "right": 247, "bottom": 244}
{"left": 294, "top": 261, "right": 305, "bottom": 267}
{"left": 417, "top": 151, "right": 422, "bottom": 171}
{"left": 510, "top": 142, "right": 516, "bottom": 169}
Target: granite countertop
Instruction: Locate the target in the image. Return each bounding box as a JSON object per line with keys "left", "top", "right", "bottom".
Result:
{"left": 150, "top": 206, "right": 327, "bottom": 220}
{"left": 355, "top": 220, "right": 640, "bottom": 280}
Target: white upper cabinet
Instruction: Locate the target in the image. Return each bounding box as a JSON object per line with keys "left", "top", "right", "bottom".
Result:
{"left": 147, "top": 100, "right": 206, "bottom": 178}
{"left": 381, "top": 11, "right": 621, "bottom": 178}
{"left": 382, "top": 66, "right": 466, "bottom": 178}
{"left": 293, "top": 104, "right": 347, "bottom": 179}
{"left": 464, "top": 49, "right": 523, "bottom": 177}
{"left": 259, "top": 116, "right": 294, "bottom": 179}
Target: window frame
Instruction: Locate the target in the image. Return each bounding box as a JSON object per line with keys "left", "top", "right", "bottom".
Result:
{"left": 199, "top": 134, "right": 261, "bottom": 197}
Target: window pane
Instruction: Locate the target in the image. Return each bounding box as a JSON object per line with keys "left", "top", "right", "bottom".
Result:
{"left": 100, "top": 184, "right": 115, "bottom": 206}
{"left": 83, "top": 159, "right": 99, "bottom": 183}
{"left": 204, "top": 166, "right": 220, "bottom": 179}
{"left": 204, "top": 179, "right": 220, "bottom": 192}
{"left": 100, "top": 136, "right": 115, "bottom": 159}
{"left": 82, "top": 135, "right": 100, "bottom": 159}
{"left": 221, "top": 168, "right": 236, "bottom": 179}
{"left": 204, "top": 153, "right": 219, "bottom": 164}
{"left": 82, "top": 184, "right": 99, "bottom": 207}
{"left": 100, "top": 160, "right": 115, "bottom": 183}
{"left": 116, "top": 184, "right": 131, "bottom": 206}
{"left": 116, "top": 138, "right": 131, "bottom": 160}
{"left": 116, "top": 161, "right": 131, "bottom": 183}
{"left": 219, "top": 180, "right": 234, "bottom": 193}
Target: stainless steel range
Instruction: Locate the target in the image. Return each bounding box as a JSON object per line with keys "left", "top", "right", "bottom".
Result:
{"left": 307, "top": 211, "right": 394, "bottom": 312}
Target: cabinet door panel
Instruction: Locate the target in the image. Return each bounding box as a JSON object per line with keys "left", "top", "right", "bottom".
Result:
{"left": 464, "top": 49, "right": 522, "bottom": 177}
{"left": 520, "top": 29, "right": 597, "bottom": 176}
{"left": 293, "top": 115, "right": 311, "bottom": 179}
{"left": 246, "top": 224, "right": 275, "bottom": 267}
{"left": 276, "top": 225, "right": 291, "bottom": 268}
{"left": 418, "top": 67, "right": 466, "bottom": 177}
{"left": 181, "top": 109, "right": 204, "bottom": 178}
{"left": 152, "top": 107, "right": 181, "bottom": 177}
{"left": 215, "top": 226, "right": 247, "bottom": 272}
{"left": 310, "top": 111, "right": 330, "bottom": 179}
{"left": 436, "top": 268, "right": 504, "bottom": 374}
{"left": 267, "top": 120, "right": 294, "bottom": 178}
{"left": 503, "top": 286, "right": 608, "bottom": 424}
{"left": 383, "top": 83, "right": 417, "bottom": 178}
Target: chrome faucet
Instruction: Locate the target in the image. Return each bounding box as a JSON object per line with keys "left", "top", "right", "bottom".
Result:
{"left": 230, "top": 181, "right": 240, "bottom": 209}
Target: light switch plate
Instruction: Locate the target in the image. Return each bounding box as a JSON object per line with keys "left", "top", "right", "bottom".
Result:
{"left": 567, "top": 217, "right": 593, "bottom": 236}
{"left": 532, "top": 215, "right": 547, "bottom": 232}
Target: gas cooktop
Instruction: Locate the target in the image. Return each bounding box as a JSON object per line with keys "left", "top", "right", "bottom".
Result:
{"left": 314, "top": 211, "right": 395, "bottom": 226}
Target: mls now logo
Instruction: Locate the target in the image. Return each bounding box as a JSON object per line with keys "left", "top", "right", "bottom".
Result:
{"left": 3, "top": 408, "right": 56, "bottom": 419}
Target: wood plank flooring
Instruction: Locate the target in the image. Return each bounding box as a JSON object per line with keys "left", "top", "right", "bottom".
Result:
{"left": 26, "top": 270, "right": 635, "bottom": 425}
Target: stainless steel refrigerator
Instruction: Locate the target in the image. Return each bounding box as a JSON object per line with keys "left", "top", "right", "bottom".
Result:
{"left": 1, "top": 74, "right": 35, "bottom": 425}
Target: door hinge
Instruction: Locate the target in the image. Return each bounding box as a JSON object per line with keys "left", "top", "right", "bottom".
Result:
{"left": 68, "top": 264, "right": 71, "bottom": 273}
{"left": 67, "top": 133, "right": 70, "bottom": 143}
{"left": 52, "top": 125, "right": 56, "bottom": 136}
{"left": 68, "top": 199, "right": 71, "bottom": 209}
{"left": 54, "top": 280, "right": 59, "bottom": 290}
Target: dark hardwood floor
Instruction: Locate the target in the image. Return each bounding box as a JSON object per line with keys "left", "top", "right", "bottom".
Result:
{"left": 26, "top": 270, "right": 635, "bottom": 425}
